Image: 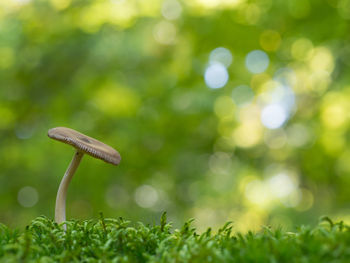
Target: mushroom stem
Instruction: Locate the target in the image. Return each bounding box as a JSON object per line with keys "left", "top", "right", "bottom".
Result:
{"left": 55, "top": 150, "right": 84, "bottom": 227}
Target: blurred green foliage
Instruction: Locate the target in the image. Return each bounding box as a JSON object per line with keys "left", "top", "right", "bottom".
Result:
{"left": 0, "top": 0, "right": 350, "bottom": 230}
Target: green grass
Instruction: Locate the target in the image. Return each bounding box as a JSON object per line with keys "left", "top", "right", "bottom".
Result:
{"left": 0, "top": 213, "right": 349, "bottom": 262}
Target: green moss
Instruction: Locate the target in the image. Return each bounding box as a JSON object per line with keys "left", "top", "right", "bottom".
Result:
{"left": 0, "top": 214, "right": 349, "bottom": 262}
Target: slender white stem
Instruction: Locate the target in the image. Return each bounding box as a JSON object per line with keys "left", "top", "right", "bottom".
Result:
{"left": 55, "top": 151, "right": 84, "bottom": 228}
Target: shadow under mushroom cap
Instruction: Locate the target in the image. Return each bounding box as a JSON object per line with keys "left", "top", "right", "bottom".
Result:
{"left": 48, "top": 127, "right": 121, "bottom": 165}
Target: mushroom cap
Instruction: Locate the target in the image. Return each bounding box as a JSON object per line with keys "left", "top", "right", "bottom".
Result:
{"left": 48, "top": 127, "right": 121, "bottom": 165}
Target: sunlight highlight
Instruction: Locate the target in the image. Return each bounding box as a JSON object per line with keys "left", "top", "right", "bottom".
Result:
{"left": 259, "top": 81, "right": 295, "bottom": 129}
{"left": 268, "top": 173, "right": 297, "bottom": 198}
{"left": 204, "top": 63, "right": 229, "bottom": 89}
{"left": 245, "top": 179, "right": 272, "bottom": 208}
{"left": 261, "top": 104, "right": 287, "bottom": 129}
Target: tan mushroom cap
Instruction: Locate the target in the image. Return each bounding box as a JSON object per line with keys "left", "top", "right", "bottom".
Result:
{"left": 48, "top": 127, "right": 121, "bottom": 165}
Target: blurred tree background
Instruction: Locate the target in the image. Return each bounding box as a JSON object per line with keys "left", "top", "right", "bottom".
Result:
{"left": 1, "top": 0, "right": 350, "bottom": 232}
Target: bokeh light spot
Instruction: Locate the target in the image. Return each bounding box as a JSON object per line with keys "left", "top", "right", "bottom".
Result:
{"left": 153, "top": 21, "right": 176, "bottom": 45}
{"left": 291, "top": 38, "right": 314, "bottom": 61}
{"left": 204, "top": 63, "right": 229, "bottom": 89}
{"left": 321, "top": 104, "right": 347, "bottom": 130}
{"left": 295, "top": 188, "right": 314, "bottom": 211}
{"left": 15, "top": 124, "right": 36, "bottom": 140}
{"left": 259, "top": 30, "right": 281, "bottom": 52}
{"left": 243, "top": 4, "right": 261, "bottom": 25}
{"left": 282, "top": 190, "right": 302, "bottom": 208}
{"left": 309, "top": 47, "right": 334, "bottom": 74}
{"left": 17, "top": 186, "right": 39, "bottom": 208}
{"left": 161, "top": 0, "right": 182, "bottom": 20}
{"left": 245, "top": 50, "right": 269, "bottom": 74}
{"left": 261, "top": 104, "right": 287, "bottom": 129}
{"left": 233, "top": 121, "right": 263, "bottom": 148}
{"left": 245, "top": 180, "right": 272, "bottom": 208}
{"left": 268, "top": 173, "right": 296, "bottom": 198}
{"left": 209, "top": 47, "right": 233, "bottom": 68}
{"left": 321, "top": 92, "right": 349, "bottom": 130}
{"left": 259, "top": 83, "right": 295, "bottom": 117}
{"left": 134, "top": 185, "right": 158, "bottom": 208}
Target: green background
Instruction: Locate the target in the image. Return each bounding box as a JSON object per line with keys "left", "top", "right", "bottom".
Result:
{"left": 1, "top": 0, "right": 350, "bottom": 232}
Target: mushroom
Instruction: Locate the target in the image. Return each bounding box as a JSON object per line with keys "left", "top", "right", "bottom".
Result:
{"left": 48, "top": 127, "right": 121, "bottom": 227}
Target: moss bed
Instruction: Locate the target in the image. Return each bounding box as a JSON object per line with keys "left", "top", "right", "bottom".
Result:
{"left": 0, "top": 213, "right": 349, "bottom": 262}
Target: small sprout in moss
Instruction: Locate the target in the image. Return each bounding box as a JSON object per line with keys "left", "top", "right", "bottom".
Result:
{"left": 48, "top": 127, "right": 121, "bottom": 228}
